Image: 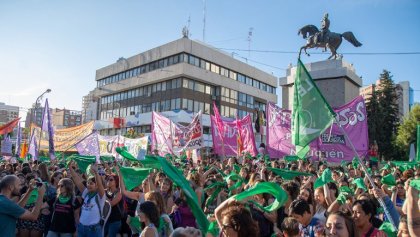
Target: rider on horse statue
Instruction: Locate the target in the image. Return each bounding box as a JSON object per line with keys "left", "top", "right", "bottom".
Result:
{"left": 315, "top": 13, "right": 330, "bottom": 45}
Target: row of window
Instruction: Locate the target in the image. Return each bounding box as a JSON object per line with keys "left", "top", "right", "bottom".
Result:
{"left": 97, "top": 53, "right": 276, "bottom": 95}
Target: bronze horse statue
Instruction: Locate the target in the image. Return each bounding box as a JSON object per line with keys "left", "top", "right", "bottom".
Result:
{"left": 298, "top": 24, "right": 362, "bottom": 59}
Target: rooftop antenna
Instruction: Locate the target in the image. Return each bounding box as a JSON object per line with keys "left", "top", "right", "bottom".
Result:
{"left": 247, "top": 27, "right": 253, "bottom": 57}
{"left": 203, "top": 0, "right": 206, "bottom": 42}
{"left": 182, "top": 16, "right": 191, "bottom": 38}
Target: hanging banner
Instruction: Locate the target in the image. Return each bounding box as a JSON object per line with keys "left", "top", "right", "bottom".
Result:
{"left": 1, "top": 136, "right": 12, "bottom": 156}
{"left": 98, "top": 135, "right": 148, "bottom": 160}
{"left": 211, "top": 114, "right": 257, "bottom": 157}
{"left": 151, "top": 111, "right": 203, "bottom": 156}
{"left": 266, "top": 96, "right": 368, "bottom": 162}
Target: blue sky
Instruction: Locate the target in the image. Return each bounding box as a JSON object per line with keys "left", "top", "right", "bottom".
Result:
{"left": 0, "top": 0, "right": 419, "bottom": 116}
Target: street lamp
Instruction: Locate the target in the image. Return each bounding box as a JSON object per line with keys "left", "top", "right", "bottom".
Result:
{"left": 32, "top": 89, "right": 52, "bottom": 126}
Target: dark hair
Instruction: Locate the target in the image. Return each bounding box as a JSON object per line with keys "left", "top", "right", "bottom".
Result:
{"left": 106, "top": 173, "right": 120, "bottom": 188}
{"left": 139, "top": 201, "right": 160, "bottom": 229}
{"left": 50, "top": 171, "right": 63, "bottom": 184}
{"left": 0, "top": 175, "right": 18, "bottom": 190}
{"left": 289, "top": 199, "right": 311, "bottom": 216}
{"left": 352, "top": 199, "right": 375, "bottom": 222}
{"left": 327, "top": 182, "right": 339, "bottom": 198}
{"left": 282, "top": 181, "right": 300, "bottom": 200}
{"left": 222, "top": 202, "right": 259, "bottom": 237}
{"left": 400, "top": 214, "right": 407, "bottom": 224}
{"left": 281, "top": 217, "right": 300, "bottom": 236}
{"left": 327, "top": 211, "right": 356, "bottom": 237}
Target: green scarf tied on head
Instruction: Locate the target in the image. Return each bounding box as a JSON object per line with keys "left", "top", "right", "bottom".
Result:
{"left": 379, "top": 222, "right": 397, "bottom": 237}
{"left": 314, "top": 168, "right": 333, "bottom": 189}
{"left": 157, "top": 157, "right": 209, "bottom": 234}
{"left": 267, "top": 167, "right": 313, "bottom": 180}
{"left": 381, "top": 174, "right": 397, "bottom": 187}
{"left": 352, "top": 178, "right": 368, "bottom": 192}
{"left": 119, "top": 165, "right": 152, "bottom": 191}
{"left": 233, "top": 182, "right": 288, "bottom": 212}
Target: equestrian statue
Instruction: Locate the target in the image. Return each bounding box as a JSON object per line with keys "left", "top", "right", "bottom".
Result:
{"left": 298, "top": 13, "right": 362, "bottom": 59}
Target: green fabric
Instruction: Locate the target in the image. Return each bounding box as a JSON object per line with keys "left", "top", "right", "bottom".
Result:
{"left": 336, "top": 193, "right": 347, "bottom": 205}
{"left": 339, "top": 186, "right": 354, "bottom": 196}
{"left": 313, "top": 168, "right": 333, "bottom": 189}
{"left": 284, "top": 155, "right": 299, "bottom": 163}
{"left": 417, "top": 125, "right": 420, "bottom": 162}
{"left": 409, "top": 179, "right": 420, "bottom": 191}
{"left": 352, "top": 157, "right": 360, "bottom": 169}
{"left": 158, "top": 157, "right": 209, "bottom": 234}
{"left": 72, "top": 156, "right": 96, "bottom": 173}
{"left": 352, "top": 178, "right": 368, "bottom": 191}
{"left": 291, "top": 59, "right": 335, "bottom": 158}
{"left": 233, "top": 182, "right": 288, "bottom": 212}
{"left": 380, "top": 163, "right": 392, "bottom": 171}
{"left": 381, "top": 174, "right": 397, "bottom": 187}
{"left": 207, "top": 221, "right": 219, "bottom": 237}
{"left": 58, "top": 195, "right": 71, "bottom": 204}
{"left": 140, "top": 155, "right": 161, "bottom": 169}
{"left": 379, "top": 221, "right": 397, "bottom": 237}
{"left": 27, "top": 189, "right": 38, "bottom": 205}
{"left": 233, "top": 164, "right": 241, "bottom": 173}
{"left": 100, "top": 156, "right": 114, "bottom": 162}
{"left": 370, "top": 156, "right": 378, "bottom": 162}
{"left": 215, "top": 168, "right": 227, "bottom": 178}
{"left": 128, "top": 215, "right": 142, "bottom": 233}
{"left": 116, "top": 147, "right": 139, "bottom": 162}
{"left": 391, "top": 161, "right": 419, "bottom": 171}
{"left": 267, "top": 167, "right": 313, "bottom": 180}
{"left": 119, "top": 165, "right": 151, "bottom": 191}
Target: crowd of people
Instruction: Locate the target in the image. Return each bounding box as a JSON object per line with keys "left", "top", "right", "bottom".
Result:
{"left": 0, "top": 149, "right": 420, "bottom": 237}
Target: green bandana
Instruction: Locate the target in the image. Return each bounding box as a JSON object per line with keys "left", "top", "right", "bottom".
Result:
{"left": 140, "top": 155, "right": 161, "bottom": 169}
{"left": 352, "top": 157, "right": 360, "bottom": 169}
{"left": 336, "top": 192, "right": 347, "bottom": 205}
{"left": 284, "top": 155, "right": 299, "bottom": 163}
{"left": 339, "top": 186, "right": 354, "bottom": 196}
{"left": 72, "top": 156, "right": 96, "bottom": 173}
{"left": 352, "top": 178, "right": 367, "bottom": 191}
{"left": 128, "top": 215, "right": 142, "bottom": 233}
{"left": 58, "top": 195, "right": 71, "bottom": 204}
{"left": 379, "top": 221, "right": 397, "bottom": 237}
{"left": 116, "top": 147, "right": 139, "bottom": 162}
{"left": 119, "top": 165, "right": 152, "bottom": 191}
{"left": 233, "top": 182, "right": 288, "bottom": 212}
{"left": 409, "top": 179, "right": 420, "bottom": 197}
{"left": 314, "top": 168, "right": 333, "bottom": 189}
{"left": 381, "top": 174, "right": 396, "bottom": 187}
{"left": 207, "top": 221, "right": 219, "bottom": 237}
{"left": 267, "top": 167, "right": 313, "bottom": 180}
{"left": 27, "top": 189, "right": 39, "bottom": 205}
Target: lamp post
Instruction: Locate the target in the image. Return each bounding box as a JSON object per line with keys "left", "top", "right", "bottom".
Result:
{"left": 29, "top": 89, "right": 51, "bottom": 159}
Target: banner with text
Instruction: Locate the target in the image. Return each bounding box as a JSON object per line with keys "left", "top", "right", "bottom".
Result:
{"left": 98, "top": 135, "right": 148, "bottom": 160}
{"left": 151, "top": 111, "right": 203, "bottom": 156}
{"left": 211, "top": 114, "right": 257, "bottom": 157}
{"left": 266, "top": 96, "right": 368, "bottom": 162}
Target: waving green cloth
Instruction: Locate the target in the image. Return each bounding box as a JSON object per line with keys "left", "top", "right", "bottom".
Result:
{"left": 72, "top": 156, "right": 96, "bottom": 173}
{"left": 284, "top": 155, "right": 299, "bottom": 163}
{"left": 158, "top": 157, "right": 209, "bottom": 234}
{"left": 392, "top": 161, "right": 419, "bottom": 171}
{"left": 141, "top": 155, "right": 161, "bottom": 169}
{"left": 352, "top": 157, "right": 360, "bottom": 169}
{"left": 116, "top": 147, "right": 139, "bottom": 162}
{"left": 381, "top": 174, "right": 397, "bottom": 187}
{"left": 267, "top": 167, "right": 313, "bottom": 180}
{"left": 379, "top": 222, "right": 397, "bottom": 237}
{"left": 119, "top": 165, "right": 152, "bottom": 191}
{"left": 207, "top": 221, "right": 219, "bottom": 237}
{"left": 339, "top": 186, "right": 354, "bottom": 196}
{"left": 352, "top": 178, "right": 368, "bottom": 191}
{"left": 204, "top": 182, "right": 225, "bottom": 208}
{"left": 233, "top": 182, "right": 288, "bottom": 212}
{"left": 380, "top": 163, "right": 392, "bottom": 171}
{"left": 314, "top": 168, "right": 333, "bottom": 189}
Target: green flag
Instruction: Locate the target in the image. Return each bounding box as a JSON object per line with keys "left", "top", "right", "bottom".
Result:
{"left": 233, "top": 182, "right": 288, "bottom": 212}
{"left": 158, "top": 157, "right": 209, "bottom": 234}
{"left": 292, "top": 59, "right": 336, "bottom": 158}
{"left": 119, "top": 165, "right": 151, "bottom": 191}
{"left": 267, "top": 167, "right": 313, "bottom": 180}
{"left": 116, "top": 147, "right": 139, "bottom": 162}
{"left": 417, "top": 125, "right": 420, "bottom": 162}
{"left": 141, "top": 155, "right": 161, "bottom": 169}
{"left": 72, "top": 156, "right": 96, "bottom": 173}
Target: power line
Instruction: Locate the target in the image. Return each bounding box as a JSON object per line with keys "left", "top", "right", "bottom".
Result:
{"left": 217, "top": 48, "right": 420, "bottom": 55}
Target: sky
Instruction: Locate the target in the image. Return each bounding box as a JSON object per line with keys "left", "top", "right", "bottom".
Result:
{"left": 0, "top": 0, "right": 419, "bottom": 118}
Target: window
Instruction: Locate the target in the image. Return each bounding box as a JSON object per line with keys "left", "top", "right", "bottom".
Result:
{"left": 205, "top": 85, "right": 213, "bottom": 95}
{"left": 253, "top": 80, "right": 260, "bottom": 89}
{"left": 187, "top": 99, "right": 193, "bottom": 111}
{"left": 210, "top": 64, "right": 219, "bottom": 74}
{"left": 246, "top": 76, "right": 253, "bottom": 86}
{"left": 238, "top": 74, "right": 246, "bottom": 83}
{"left": 138, "top": 87, "right": 144, "bottom": 97}
{"left": 220, "top": 67, "right": 229, "bottom": 77}
{"left": 194, "top": 82, "right": 204, "bottom": 93}
{"left": 156, "top": 83, "right": 161, "bottom": 92}
{"left": 183, "top": 78, "right": 189, "bottom": 88}
{"left": 152, "top": 84, "right": 157, "bottom": 93}
{"left": 188, "top": 80, "right": 194, "bottom": 90}
{"left": 204, "top": 103, "right": 210, "bottom": 114}
{"left": 229, "top": 71, "right": 237, "bottom": 80}
{"left": 205, "top": 61, "right": 211, "bottom": 71}
{"left": 260, "top": 83, "right": 267, "bottom": 92}
{"left": 161, "top": 82, "right": 166, "bottom": 91}
{"left": 200, "top": 59, "right": 206, "bottom": 69}
{"left": 188, "top": 55, "right": 200, "bottom": 67}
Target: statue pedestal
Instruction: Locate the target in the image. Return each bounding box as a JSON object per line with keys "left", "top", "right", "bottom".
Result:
{"left": 279, "top": 59, "right": 363, "bottom": 109}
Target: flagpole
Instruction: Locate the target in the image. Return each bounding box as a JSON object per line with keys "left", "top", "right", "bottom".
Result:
{"left": 334, "top": 116, "right": 397, "bottom": 230}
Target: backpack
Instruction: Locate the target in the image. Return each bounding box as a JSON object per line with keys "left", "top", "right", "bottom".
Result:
{"left": 94, "top": 194, "right": 111, "bottom": 226}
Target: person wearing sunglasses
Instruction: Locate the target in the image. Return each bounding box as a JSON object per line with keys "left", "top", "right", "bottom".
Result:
{"left": 104, "top": 173, "right": 123, "bottom": 237}
{"left": 46, "top": 178, "right": 82, "bottom": 237}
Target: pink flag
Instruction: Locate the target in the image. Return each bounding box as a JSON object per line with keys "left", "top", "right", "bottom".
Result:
{"left": 266, "top": 96, "right": 368, "bottom": 162}
{"left": 211, "top": 114, "right": 257, "bottom": 157}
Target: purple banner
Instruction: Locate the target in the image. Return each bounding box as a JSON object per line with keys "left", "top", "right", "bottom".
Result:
{"left": 266, "top": 96, "right": 368, "bottom": 162}
{"left": 75, "top": 131, "right": 100, "bottom": 162}
{"left": 211, "top": 114, "right": 257, "bottom": 157}
{"left": 41, "top": 99, "right": 55, "bottom": 159}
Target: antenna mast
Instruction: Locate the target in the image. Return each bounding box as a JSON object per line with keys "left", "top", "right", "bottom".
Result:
{"left": 203, "top": 0, "right": 206, "bottom": 42}
{"left": 247, "top": 27, "right": 253, "bottom": 57}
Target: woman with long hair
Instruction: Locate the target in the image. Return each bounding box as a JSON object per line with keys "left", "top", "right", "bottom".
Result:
{"left": 160, "top": 177, "right": 174, "bottom": 214}
{"left": 138, "top": 201, "right": 160, "bottom": 237}
{"left": 299, "top": 188, "right": 315, "bottom": 214}
{"left": 325, "top": 211, "right": 356, "bottom": 237}
{"left": 104, "top": 173, "right": 123, "bottom": 237}
{"left": 145, "top": 191, "right": 173, "bottom": 237}
{"left": 46, "top": 178, "right": 82, "bottom": 237}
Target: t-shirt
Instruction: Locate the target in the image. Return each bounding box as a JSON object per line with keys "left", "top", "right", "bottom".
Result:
{"left": 79, "top": 189, "right": 106, "bottom": 226}
{"left": 49, "top": 197, "right": 82, "bottom": 233}
{"left": 0, "top": 194, "right": 26, "bottom": 236}
{"left": 300, "top": 217, "right": 322, "bottom": 237}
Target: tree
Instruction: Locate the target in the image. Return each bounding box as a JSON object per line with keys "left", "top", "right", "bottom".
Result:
{"left": 396, "top": 104, "right": 420, "bottom": 156}
{"left": 366, "top": 70, "right": 400, "bottom": 160}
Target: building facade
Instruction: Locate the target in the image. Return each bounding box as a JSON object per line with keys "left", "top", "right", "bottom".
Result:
{"left": 52, "top": 108, "right": 82, "bottom": 129}
{"left": 92, "top": 37, "right": 278, "bottom": 144}
{"left": 0, "top": 102, "right": 19, "bottom": 125}
{"left": 279, "top": 59, "right": 363, "bottom": 109}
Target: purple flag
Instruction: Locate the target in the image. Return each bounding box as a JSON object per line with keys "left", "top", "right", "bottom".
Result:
{"left": 41, "top": 99, "right": 55, "bottom": 159}
{"left": 75, "top": 131, "right": 100, "bottom": 162}
{"left": 266, "top": 96, "right": 368, "bottom": 162}
{"left": 28, "top": 133, "right": 38, "bottom": 160}
{"left": 211, "top": 114, "right": 257, "bottom": 157}
{"left": 16, "top": 122, "right": 21, "bottom": 157}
